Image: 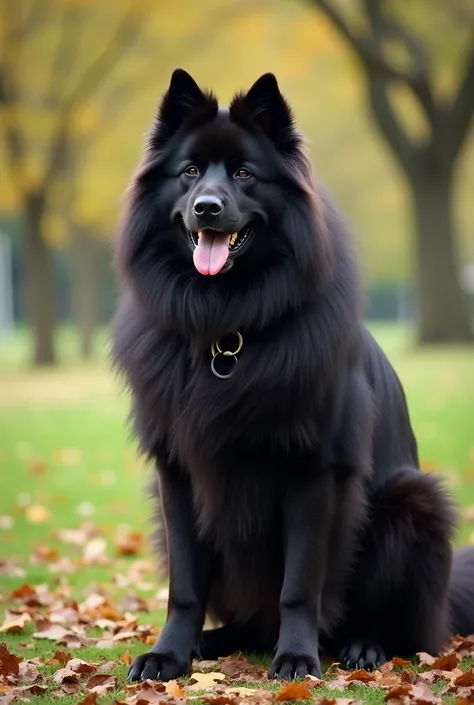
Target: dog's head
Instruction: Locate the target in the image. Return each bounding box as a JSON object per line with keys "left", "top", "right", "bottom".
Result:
{"left": 131, "top": 69, "right": 318, "bottom": 276}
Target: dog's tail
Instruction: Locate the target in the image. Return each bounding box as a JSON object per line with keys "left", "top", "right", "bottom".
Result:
{"left": 448, "top": 546, "right": 474, "bottom": 637}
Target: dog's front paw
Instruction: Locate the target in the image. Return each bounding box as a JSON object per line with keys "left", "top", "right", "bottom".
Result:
{"left": 128, "top": 650, "right": 191, "bottom": 682}
{"left": 338, "top": 640, "right": 386, "bottom": 671}
{"left": 269, "top": 652, "right": 321, "bottom": 681}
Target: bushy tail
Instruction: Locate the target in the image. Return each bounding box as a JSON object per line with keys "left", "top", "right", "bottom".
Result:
{"left": 448, "top": 547, "right": 474, "bottom": 636}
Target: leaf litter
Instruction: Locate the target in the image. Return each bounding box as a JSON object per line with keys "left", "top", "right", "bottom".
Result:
{"left": 2, "top": 519, "right": 474, "bottom": 703}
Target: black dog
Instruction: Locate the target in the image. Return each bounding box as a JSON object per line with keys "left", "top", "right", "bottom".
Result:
{"left": 113, "top": 69, "right": 474, "bottom": 682}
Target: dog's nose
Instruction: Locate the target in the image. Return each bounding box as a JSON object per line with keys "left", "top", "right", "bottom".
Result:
{"left": 193, "top": 195, "right": 224, "bottom": 219}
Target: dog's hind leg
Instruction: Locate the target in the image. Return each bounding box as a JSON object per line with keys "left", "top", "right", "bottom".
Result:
{"left": 330, "top": 470, "right": 455, "bottom": 669}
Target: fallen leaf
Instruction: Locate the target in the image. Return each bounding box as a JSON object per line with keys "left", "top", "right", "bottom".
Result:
{"left": 54, "top": 448, "right": 82, "bottom": 466}
{"left": 345, "top": 669, "right": 375, "bottom": 683}
{"left": 76, "top": 694, "right": 99, "bottom": 705}
{"left": 85, "top": 674, "right": 118, "bottom": 694}
{"left": 47, "top": 650, "right": 72, "bottom": 666}
{"left": 116, "top": 531, "right": 144, "bottom": 556}
{"left": 391, "top": 657, "right": 411, "bottom": 667}
{"left": 202, "top": 697, "right": 236, "bottom": 705}
{"left": 33, "top": 624, "right": 69, "bottom": 641}
{"left": 31, "top": 544, "right": 59, "bottom": 564}
{"left": 52, "top": 667, "right": 80, "bottom": 684}
{"left": 0, "top": 517, "right": 13, "bottom": 531}
{"left": 0, "top": 613, "right": 31, "bottom": 633}
{"left": 122, "top": 650, "right": 133, "bottom": 665}
{"left": 274, "top": 682, "right": 313, "bottom": 701}
{"left": 26, "top": 458, "right": 46, "bottom": 476}
{"left": 188, "top": 672, "right": 226, "bottom": 690}
{"left": 453, "top": 670, "right": 474, "bottom": 687}
{"left": 463, "top": 505, "right": 474, "bottom": 522}
{"left": 417, "top": 653, "right": 436, "bottom": 667}
{"left": 83, "top": 537, "right": 108, "bottom": 564}
{"left": 226, "top": 687, "right": 262, "bottom": 697}
{"left": 66, "top": 658, "right": 97, "bottom": 674}
{"left": 430, "top": 653, "right": 459, "bottom": 671}
{"left": 18, "top": 660, "right": 41, "bottom": 682}
{"left": 0, "top": 643, "right": 21, "bottom": 678}
{"left": 25, "top": 504, "right": 51, "bottom": 524}
{"left": 166, "top": 680, "right": 185, "bottom": 697}
{"left": 10, "top": 584, "right": 36, "bottom": 601}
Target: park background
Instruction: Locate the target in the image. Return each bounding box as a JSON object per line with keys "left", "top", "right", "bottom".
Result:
{"left": 0, "top": 1, "right": 473, "bottom": 703}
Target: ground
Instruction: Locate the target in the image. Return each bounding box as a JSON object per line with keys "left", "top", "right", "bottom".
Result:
{"left": 1, "top": 323, "right": 474, "bottom": 705}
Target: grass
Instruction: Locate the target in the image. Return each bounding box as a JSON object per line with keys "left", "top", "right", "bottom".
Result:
{"left": 1, "top": 322, "right": 473, "bottom": 704}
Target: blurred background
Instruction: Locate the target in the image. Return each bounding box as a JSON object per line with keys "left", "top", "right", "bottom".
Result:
{"left": 0, "top": 0, "right": 473, "bottom": 595}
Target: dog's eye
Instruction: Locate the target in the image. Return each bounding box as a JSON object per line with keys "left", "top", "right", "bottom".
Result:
{"left": 184, "top": 166, "right": 199, "bottom": 177}
{"left": 235, "top": 167, "right": 252, "bottom": 179}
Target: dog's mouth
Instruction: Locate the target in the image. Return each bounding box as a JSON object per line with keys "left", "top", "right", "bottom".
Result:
{"left": 187, "top": 225, "right": 254, "bottom": 276}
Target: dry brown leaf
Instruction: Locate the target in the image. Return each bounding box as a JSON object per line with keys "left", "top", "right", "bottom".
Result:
{"left": 417, "top": 653, "right": 436, "bottom": 667}
{"left": 52, "top": 666, "right": 81, "bottom": 684}
{"left": 0, "top": 613, "right": 31, "bottom": 633}
{"left": 345, "top": 669, "right": 375, "bottom": 683}
{"left": 225, "top": 687, "right": 259, "bottom": 696}
{"left": 430, "top": 653, "right": 459, "bottom": 671}
{"left": 66, "top": 658, "right": 97, "bottom": 674}
{"left": 47, "top": 649, "right": 72, "bottom": 665}
{"left": 274, "top": 682, "right": 313, "bottom": 701}
{"left": 453, "top": 670, "right": 474, "bottom": 687}
{"left": 122, "top": 650, "right": 133, "bottom": 665}
{"left": 76, "top": 694, "right": 99, "bottom": 705}
{"left": 391, "top": 658, "right": 411, "bottom": 667}
{"left": 116, "top": 531, "right": 144, "bottom": 556}
{"left": 317, "top": 700, "right": 361, "bottom": 705}
{"left": 85, "top": 674, "right": 118, "bottom": 694}
{"left": 25, "top": 504, "right": 51, "bottom": 524}
{"left": 18, "top": 660, "right": 41, "bottom": 683}
{"left": 10, "top": 584, "right": 36, "bottom": 601}
{"left": 384, "top": 682, "right": 442, "bottom": 704}
{"left": 31, "top": 544, "right": 59, "bottom": 563}
{"left": 82, "top": 537, "right": 108, "bottom": 564}
{"left": 202, "top": 696, "right": 237, "bottom": 705}
{"left": 188, "top": 672, "right": 226, "bottom": 690}
{"left": 33, "top": 623, "right": 69, "bottom": 641}
{"left": 97, "top": 661, "right": 117, "bottom": 675}
{"left": 166, "top": 680, "right": 186, "bottom": 697}
{"left": 5, "top": 684, "right": 48, "bottom": 699}
{"left": 0, "top": 643, "right": 21, "bottom": 678}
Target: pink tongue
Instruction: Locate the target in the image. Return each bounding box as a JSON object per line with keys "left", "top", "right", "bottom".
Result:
{"left": 193, "top": 231, "right": 231, "bottom": 275}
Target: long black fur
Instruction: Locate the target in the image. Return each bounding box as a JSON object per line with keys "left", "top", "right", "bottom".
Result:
{"left": 113, "top": 69, "right": 474, "bottom": 682}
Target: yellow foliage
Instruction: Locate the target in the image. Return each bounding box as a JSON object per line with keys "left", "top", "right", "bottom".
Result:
{"left": 0, "top": 0, "right": 472, "bottom": 282}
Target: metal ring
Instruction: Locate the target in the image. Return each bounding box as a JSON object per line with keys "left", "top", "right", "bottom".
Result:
{"left": 210, "top": 352, "right": 239, "bottom": 379}
{"left": 213, "top": 331, "right": 243, "bottom": 357}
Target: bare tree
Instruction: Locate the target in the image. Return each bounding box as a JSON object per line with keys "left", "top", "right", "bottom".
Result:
{"left": 308, "top": 0, "right": 473, "bottom": 343}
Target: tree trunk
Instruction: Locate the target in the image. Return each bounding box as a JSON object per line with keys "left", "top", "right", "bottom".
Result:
{"left": 23, "top": 192, "right": 56, "bottom": 365}
{"left": 70, "top": 227, "right": 102, "bottom": 359}
{"left": 410, "top": 168, "right": 473, "bottom": 344}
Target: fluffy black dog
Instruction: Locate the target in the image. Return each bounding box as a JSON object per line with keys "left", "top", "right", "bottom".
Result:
{"left": 113, "top": 69, "right": 474, "bottom": 682}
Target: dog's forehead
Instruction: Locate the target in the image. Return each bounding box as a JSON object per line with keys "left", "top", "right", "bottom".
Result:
{"left": 186, "top": 112, "right": 248, "bottom": 162}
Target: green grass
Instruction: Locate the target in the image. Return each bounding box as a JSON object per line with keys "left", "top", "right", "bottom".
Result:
{"left": 0, "top": 323, "right": 473, "bottom": 704}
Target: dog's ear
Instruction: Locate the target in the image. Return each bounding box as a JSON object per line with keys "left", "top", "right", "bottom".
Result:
{"left": 150, "top": 69, "right": 217, "bottom": 149}
{"left": 230, "top": 73, "right": 297, "bottom": 153}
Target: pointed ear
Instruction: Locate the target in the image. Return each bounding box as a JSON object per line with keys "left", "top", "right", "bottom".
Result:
{"left": 150, "top": 69, "right": 217, "bottom": 149}
{"left": 230, "top": 73, "right": 297, "bottom": 153}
